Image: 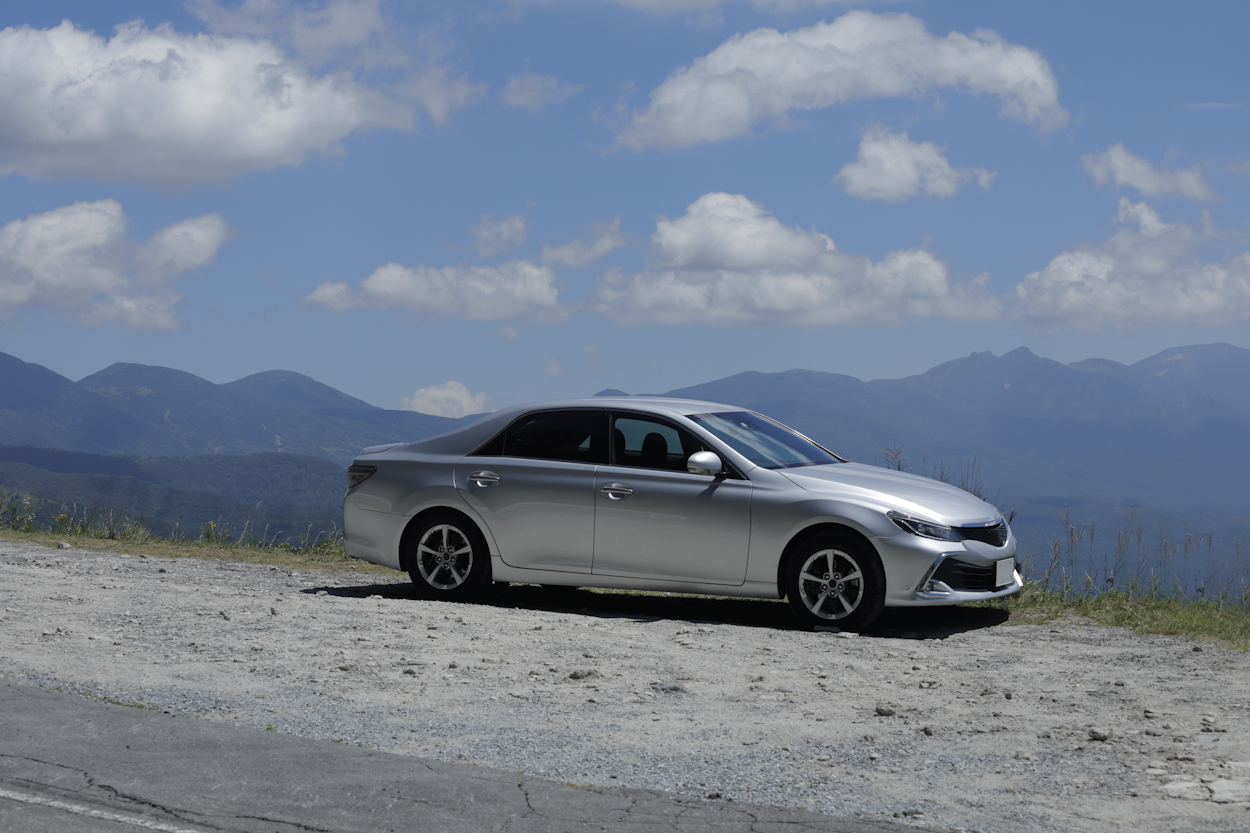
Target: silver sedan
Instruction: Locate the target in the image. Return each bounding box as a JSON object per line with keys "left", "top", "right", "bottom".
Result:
{"left": 342, "top": 397, "right": 1021, "bottom": 631}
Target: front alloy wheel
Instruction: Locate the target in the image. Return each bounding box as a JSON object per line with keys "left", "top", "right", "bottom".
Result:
{"left": 784, "top": 533, "right": 884, "bottom": 632}
{"left": 797, "top": 548, "right": 864, "bottom": 621}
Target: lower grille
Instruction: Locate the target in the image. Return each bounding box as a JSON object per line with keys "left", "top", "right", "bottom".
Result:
{"left": 957, "top": 522, "right": 1008, "bottom": 547}
{"left": 932, "top": 558, "right": 1009, "bottom": 592}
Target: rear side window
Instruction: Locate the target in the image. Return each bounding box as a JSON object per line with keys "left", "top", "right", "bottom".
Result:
{"left": 500, "top": 410, "right": 602, "bottom": 464}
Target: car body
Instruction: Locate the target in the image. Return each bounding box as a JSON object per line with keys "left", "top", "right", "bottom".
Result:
{"left": 342, "top": 397, "right": 1021, "bottom": 631}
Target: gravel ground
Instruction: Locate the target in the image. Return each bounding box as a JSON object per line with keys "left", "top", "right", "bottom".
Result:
{"left": 2, "top": 539, "right": 1249, "bottom": 833}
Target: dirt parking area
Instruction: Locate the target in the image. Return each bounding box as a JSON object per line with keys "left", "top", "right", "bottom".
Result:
{"left": 2, "top": 539, "right": 1248, "bottom": 832}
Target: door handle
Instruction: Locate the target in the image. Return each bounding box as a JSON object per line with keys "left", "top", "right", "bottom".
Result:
{"left": 468, "top": 471, "right": 501, "bottom": 487}
{"left": 599, "top": 482, "right": 633, "bottom": 500}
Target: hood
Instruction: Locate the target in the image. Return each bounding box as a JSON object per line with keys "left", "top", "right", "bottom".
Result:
{"left": 779, "top": 463, "right": 1000, "bottom": 527}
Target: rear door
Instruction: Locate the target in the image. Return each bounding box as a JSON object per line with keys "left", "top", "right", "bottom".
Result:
{"left": 456, "top": 409, "right": 605, "bottom": 574}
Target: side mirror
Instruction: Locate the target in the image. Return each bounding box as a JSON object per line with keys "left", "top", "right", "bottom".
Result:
{"left": 687, "top": 450, "right": 723, "bottom": 477}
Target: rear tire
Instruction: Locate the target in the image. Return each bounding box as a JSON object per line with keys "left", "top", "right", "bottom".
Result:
{"left": 404, "top": 510, "right": 492, "bottom": 602}
{"left": 784, "top": 533, "right": 885, "bottom": 632}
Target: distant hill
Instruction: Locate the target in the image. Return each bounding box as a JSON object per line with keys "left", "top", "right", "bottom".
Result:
{"left": 0, "top": 446, "right": 344, "bottom": 539}
{"left": 661, "top": 343, "right": 1250, "bottom": 552}
{"left": 0, "top": 352, "right": 471, "bottom": 464}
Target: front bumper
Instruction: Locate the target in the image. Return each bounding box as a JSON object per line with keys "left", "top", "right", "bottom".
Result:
{"left": 902, "top": 565, "right": 1024, "bottom": 606}
{"left": 877, "top": 528, "right": 1021, "bottom": 607}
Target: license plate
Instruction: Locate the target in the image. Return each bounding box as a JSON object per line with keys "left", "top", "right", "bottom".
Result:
{"left": 995, "top": 558, "right": 1015, "bottom": 588}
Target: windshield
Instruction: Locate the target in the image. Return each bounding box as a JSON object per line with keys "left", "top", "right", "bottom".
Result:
{"left": 687, "top": 411, "right": 841, "bottom": 470}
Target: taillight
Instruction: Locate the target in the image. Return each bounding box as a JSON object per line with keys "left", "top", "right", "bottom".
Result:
{"left": 347, "top": 465, "right": 377, "bottom": 488}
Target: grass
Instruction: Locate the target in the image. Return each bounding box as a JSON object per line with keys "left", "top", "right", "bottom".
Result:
{"left": 976, "top": 584, "right": 1250, "bottom": 651}
{"left": 0, "top": 527, "right": 392, "bottom": 575}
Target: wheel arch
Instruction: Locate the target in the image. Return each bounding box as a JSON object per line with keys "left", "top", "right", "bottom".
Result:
{"left": 775, "top": 522, "right": 879, "bottom": 599}
{"left": 397, "top": 506, "right": 487, "bottom": 575}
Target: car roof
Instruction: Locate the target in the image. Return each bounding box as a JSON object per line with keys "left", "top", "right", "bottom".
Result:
{"left": 499, "top": 396, "right": 739, "bottom": 418}
{"left": 401, "top": 396, "right": 743, "bottom": 456}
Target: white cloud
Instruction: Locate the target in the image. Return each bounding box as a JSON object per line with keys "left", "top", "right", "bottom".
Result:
{"left": 473, "top": 214, "right": 528, "bottom": 257}
{"left": 0, "top": 18, "right": 479, "bottom": 186}
{"left": 502, "top": 72, "right": 582, "bottom": 112}
{"left": 543, "top": 358, "right": 563, "bottom": 376}
{"left": 616, "top": 11, "right": 1067, "bottom": 150}
{"left": 190, "top": 0, "right": 390, "bottom": 65}
{"left": 542, "top": 218, "right": 626, "bottom": 267}
{"left": 0, "top": 200, "right": 228, "bottom": 329}
{"left": 835, "top": 125, "right": 996, "bottom": 202}
{"left": 1082, "top": 144, "right": 1215, "bottom": 201}
{"left": 590, "top": 192, "right": 999, "bottom": 325}
{"left": 394, "top": 65, "right": 486, "bottom": 127}
{"left": 138, "top": 215, "right": 235, "bottom": 282}
{"left": 401, "top": 381, "right": 492, "bottom": 418}
{"left": 305, "top": 260, "right": 563, "bottom": 321}
{"left": 192, "top": 2, "right": 484, "bottom": 120}
{"left": 1015, "top": 198, "right": 1250, "bottom": 328}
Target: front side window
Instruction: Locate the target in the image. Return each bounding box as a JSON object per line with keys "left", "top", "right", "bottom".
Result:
{"left": 501, "top": 410, "right": 602, "bottom": 464}
{"left": 610, "top": 413, "right": 709, "bottom": 471}
{"left": 688, "top": 411, "right": 839, "bottom": 470}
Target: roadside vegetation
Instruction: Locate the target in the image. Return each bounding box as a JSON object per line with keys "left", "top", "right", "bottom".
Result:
{"left": 4, "top": 484, "right": 1248, "bottom": 649}
{"left": 0, "top": 492, "right": 381, "bottom": 574}
{"left": 978, "top": 586, "right": 1250, "bottom": 650}
{"left": 988, "top": 504, "right": 1250, "bottom": 650}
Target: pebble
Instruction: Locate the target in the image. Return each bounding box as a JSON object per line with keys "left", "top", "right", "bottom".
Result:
{"left": 1159, "top": 781, "right": 1209, "bottom": 800}
{"left": 875, "top": 704, "right": 896, "bottom": 717}
{"left": 1209, "top": 780, "right": 1250, "bottom": 803}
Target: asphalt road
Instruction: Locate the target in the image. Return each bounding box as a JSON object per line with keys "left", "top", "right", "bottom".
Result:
{"left": 0, "top": 681, "right": 904, "bottom": 833}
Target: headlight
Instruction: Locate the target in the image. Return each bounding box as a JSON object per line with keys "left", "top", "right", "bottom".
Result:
{"left": 888, "top": 511, "right": 963, "bottom": 542}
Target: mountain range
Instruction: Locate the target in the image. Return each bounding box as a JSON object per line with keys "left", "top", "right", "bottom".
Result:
{"left": 650, "top": 344, "right": 1250, "bottom": 553}
{"left": 1, "top": 344, "right": 1247, "bottom": 555}
{"left": 0, "top": 351, "right": 470, "bottom": 463}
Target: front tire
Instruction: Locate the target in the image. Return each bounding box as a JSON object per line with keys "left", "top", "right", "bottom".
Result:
{"left": 404, "top": 510, "right": 491, "bottom": 602}
{"left": 784, "top": 533, "right": 884, "bottom": 632}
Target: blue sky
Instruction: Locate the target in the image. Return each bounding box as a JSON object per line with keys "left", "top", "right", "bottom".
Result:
{"left": 1, "top": 0, "right": 1247, "bottom": 417}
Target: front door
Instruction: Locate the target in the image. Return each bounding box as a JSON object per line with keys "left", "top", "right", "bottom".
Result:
{"left": 592, "top": 412, "right": 751, "bottom": 585}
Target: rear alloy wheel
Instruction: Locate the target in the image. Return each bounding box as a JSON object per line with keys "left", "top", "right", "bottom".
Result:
{"left": 406, "top": 511, "right": 491, "bottom": 602}
{"left": 784, "top": 533, "right": 884, "bottom": 632}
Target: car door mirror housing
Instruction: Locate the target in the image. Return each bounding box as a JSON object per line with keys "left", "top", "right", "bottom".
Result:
{"left": 687, "top": 450, "right": 723, "bottom": 477}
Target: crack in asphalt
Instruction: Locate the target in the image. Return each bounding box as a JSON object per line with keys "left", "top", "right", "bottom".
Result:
{"left": 520, "top": 782, "right": 539, "bottom": 815}
{"left": 87, "top": 774, "right": 217, "bottom": 829}
{"left": 221, "top": 811, "right": 341, "bottom": 832}
{"left": 0, "top": 752, "right": 96, "bottom": 783}
{"left": 1, "top": 752, "right": 340, "bottom": 833}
